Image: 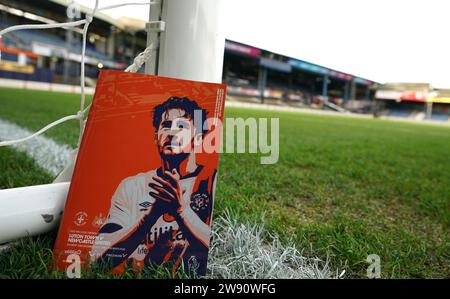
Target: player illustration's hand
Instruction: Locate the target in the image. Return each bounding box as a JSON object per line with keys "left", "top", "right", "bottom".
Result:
{"left": 148, "top": 169, "right": 185, "bottom": 215}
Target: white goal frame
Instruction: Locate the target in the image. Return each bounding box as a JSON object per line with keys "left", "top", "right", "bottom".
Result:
{"left": 0, "top": 0, "right": 224, "bottom": 244}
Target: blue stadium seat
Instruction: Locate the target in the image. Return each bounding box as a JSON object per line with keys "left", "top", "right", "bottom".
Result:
{"left": 430, "top": 113, "right": 449, "bottom": 122}
{"left": 388, "top": 110, "right": 411, "bottom": 118}
{"left": 1, "top": 20, "right": 111, "bottom": 62}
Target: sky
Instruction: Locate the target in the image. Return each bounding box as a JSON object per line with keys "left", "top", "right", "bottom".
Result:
{"left": 74, "top": 0, "right": 450, "bottom": 88}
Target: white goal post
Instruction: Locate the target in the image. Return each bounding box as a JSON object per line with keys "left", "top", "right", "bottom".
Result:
{"left": 0, "top": 0, "right": 224, "bottom": 244}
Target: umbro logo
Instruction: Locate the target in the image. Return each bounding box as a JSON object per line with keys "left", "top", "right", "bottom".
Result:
{"left": 139, "top": 201, "right": 152, "bottom": 209}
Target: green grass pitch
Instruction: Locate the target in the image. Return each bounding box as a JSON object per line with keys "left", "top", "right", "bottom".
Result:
{"left": 0, "top": 87, "right": 449, "bottom": 278}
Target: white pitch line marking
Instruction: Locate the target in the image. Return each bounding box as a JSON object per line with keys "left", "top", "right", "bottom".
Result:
{"left": 0, "top": 118, "right": 72, "bottom": 178}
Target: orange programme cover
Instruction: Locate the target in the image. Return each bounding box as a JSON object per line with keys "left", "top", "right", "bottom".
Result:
{"left": 53, "top": 70, "right": 226, "bottom": 277}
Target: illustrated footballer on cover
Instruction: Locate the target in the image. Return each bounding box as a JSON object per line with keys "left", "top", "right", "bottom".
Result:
{"left": 53, "top": 70, "right": 226, "bottom": 277}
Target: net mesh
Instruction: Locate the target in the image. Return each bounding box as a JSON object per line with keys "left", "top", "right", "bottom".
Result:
{"left": 0, "top": 1, "right": 156, "bottom": 150}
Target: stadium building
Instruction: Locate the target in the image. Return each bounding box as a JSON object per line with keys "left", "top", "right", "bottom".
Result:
{"left": 0, "top": 0, "right": 147, "bottom": 86}
{"left": 374, "top": 83, "right": 450, "bottom": 121}
{"left": 5, "top": 0, "right": 435, "bottom": 117}
{"left": 223, "top": 40, "right": 376, "bottom": 113}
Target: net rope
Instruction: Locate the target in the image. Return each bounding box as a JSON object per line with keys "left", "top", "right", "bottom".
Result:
{"left": 0, "top": 1, "right": 157, "bottom": 148}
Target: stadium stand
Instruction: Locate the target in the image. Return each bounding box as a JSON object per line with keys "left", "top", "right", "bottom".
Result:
{"left": 375, "top": 83, "right": 450, "bottom": 122}
{"left": 8, "top": 0, "right": 446, "bottom": 120}
{"left": 0, "top": 0, "right": 142, "bottom": 84}
{"left": 222, "top": 39, "right": 377, "bottom": 112}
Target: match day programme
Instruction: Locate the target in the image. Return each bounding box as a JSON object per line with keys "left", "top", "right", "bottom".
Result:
{"left": 0, "top": 0, "right": 448, "bottom": 297}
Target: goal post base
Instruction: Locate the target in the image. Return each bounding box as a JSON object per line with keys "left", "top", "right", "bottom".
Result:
{"left": 0, "top": 182, "right": 70, "bottom": 244}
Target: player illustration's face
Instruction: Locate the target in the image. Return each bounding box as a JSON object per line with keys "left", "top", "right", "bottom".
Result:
{"left": 156, "top": 108, "right": 197, "bottom": 157}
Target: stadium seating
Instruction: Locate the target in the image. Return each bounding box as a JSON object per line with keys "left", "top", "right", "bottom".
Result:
{"left": 387, "top": 109, "right": 411, "bottom": 118}
{"left": 1, "top": 18, "right": 111, "bottom": 63}
{"left": 429, "top": 112, "right": 449, "bottom": 122}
